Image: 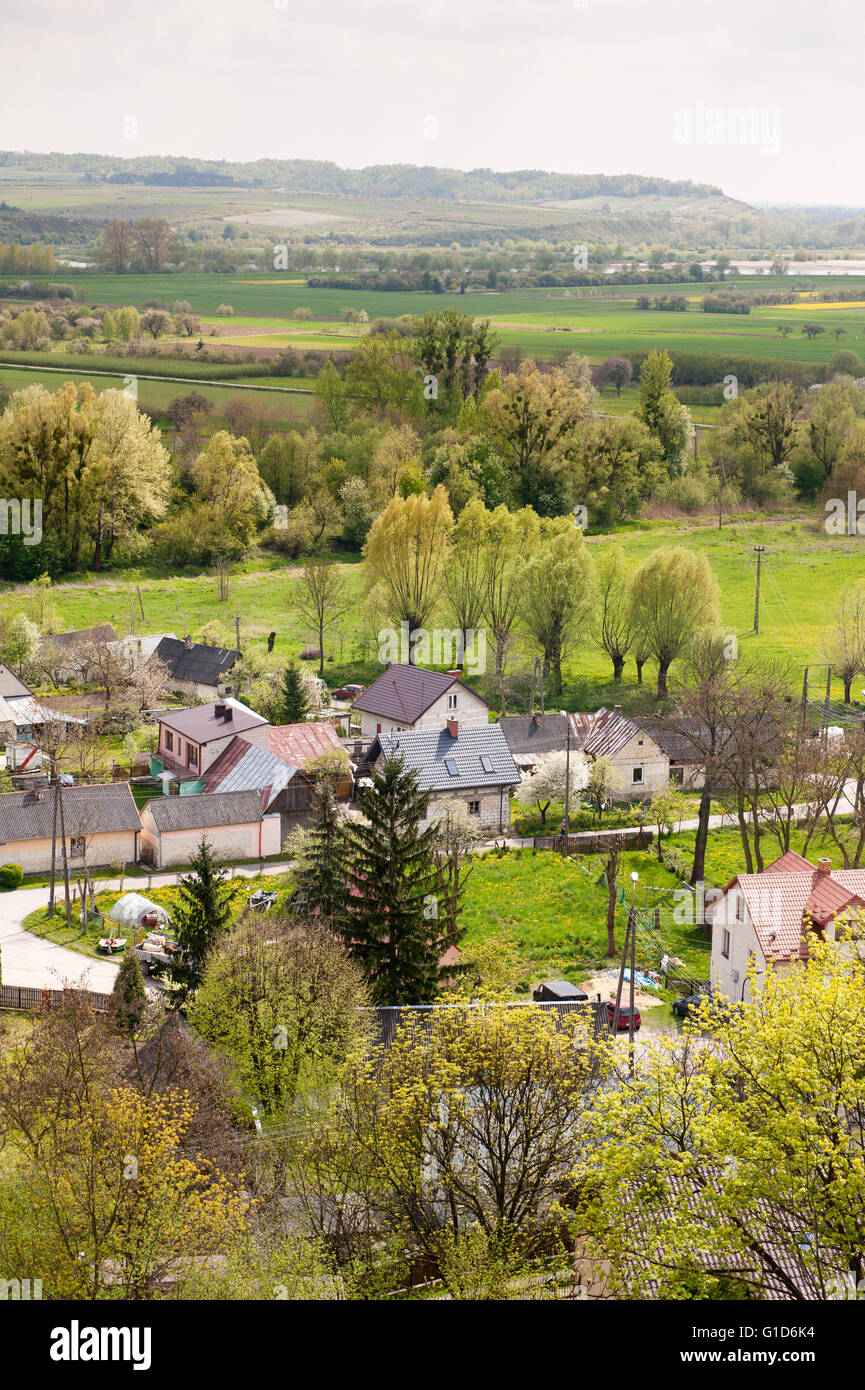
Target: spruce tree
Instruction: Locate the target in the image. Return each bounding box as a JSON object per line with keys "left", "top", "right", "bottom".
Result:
{"left": 339, "top": 755, "right": 443, "bottom": 1005}
{"left": 293, "top": 775, "right": 344, "bottom": 920}
{"left": 168, "top": 837, "right": 236, "bottom": 1005}
{"left": 280, "top": 661, "right": 309, "bottom": 723}
{"left": 112, "top": 947, "right": 147, "bottom": 1035}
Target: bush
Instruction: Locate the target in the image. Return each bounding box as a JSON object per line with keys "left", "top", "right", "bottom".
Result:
{"left": 0, "top": 863, "right": 24, "bottom": 890}
{"left": 659, "top": 470, "right": 716, "bottom": 513}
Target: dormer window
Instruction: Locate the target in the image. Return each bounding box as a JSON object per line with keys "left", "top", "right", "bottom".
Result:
{"left": 480, "top": 755, "right": 493, "bottom": 773}
{"left": 445, "top": 758, "right": 458, "bottom": 776}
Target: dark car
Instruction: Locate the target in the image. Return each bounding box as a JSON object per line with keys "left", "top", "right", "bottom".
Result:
{"left": 672, "top": 990, "right": 729, "bottom": 1019}
{"left": 332, "top": 683, "right": 365, "bottom": 701}
{"left": 606, "top": 1001, "right": 641, "bottom": 1032}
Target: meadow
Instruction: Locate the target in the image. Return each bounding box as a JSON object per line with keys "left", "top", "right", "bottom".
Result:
{"left": 5, "top": 513, "right": 864, "bottom": 708}
{"left": 19, "top": 271, "right": 865, "bottom": 368}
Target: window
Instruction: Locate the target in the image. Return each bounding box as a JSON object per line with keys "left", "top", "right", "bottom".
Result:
{"left": 637, "top": 738, "right": 643, "bottom": 747}
{"left": 736, "top": 895, "right": 744, "bottom": 922}
{"left": 70, "top": 836, "right": 85, "bottom": 858}
{"left": 721, "top": 928, "right": 731, "bottom": 959}
{"left": 188, "top": 744, "right": 198, "bottom": 767}
{"left": 445, "top": 758, "right": 458, "bottom": 776}
{"left": 468, "top": 800, "right": 480, "bottom": 815}
{"left": 447, "top": 692, "right": 458, "bottom": 710}
{"left": 165, "top": 731, "right": 174, "bottom": 752}
{"left": 669, "top": 765, "right": 683, "bottom": 785}
{"left": 480, "top": 754, "right": 493, "bottom": 773}
{"left": 631, "top": 766, "right": 643, "bottom": 784}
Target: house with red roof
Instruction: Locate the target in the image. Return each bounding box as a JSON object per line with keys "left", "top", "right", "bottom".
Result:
{"left": 708, "top": 850, "right": 865, "bottom": 1002}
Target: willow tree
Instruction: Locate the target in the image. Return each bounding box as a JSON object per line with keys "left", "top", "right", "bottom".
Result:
{"left": 520, "top": 517, "right": 596, "bottom": 697}
{"left": 629, "top": 546, "right": 720, "bottom": 698}
{"left": 363, "top": 485, "right": 453, "bottom": 658}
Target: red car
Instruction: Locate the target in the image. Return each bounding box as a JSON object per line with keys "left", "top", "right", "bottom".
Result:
{"left": 331, "top": 683, "right": 365, "bottom": 701}
{"left": 606, "top": 1001, "right": 641, "bottom": 1032}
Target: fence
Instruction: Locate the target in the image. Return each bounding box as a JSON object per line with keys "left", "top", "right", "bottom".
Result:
{"left": 363, "top": 998, "right": 611, "bottom": 1049}
{"left": 0, "top": 984, "right": 113, "bottom": 1014}
{"left": 533, "top": 827, "right": 654, "bottom": 854}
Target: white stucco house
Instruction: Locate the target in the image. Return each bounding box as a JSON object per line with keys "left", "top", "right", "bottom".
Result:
{"left": 350, "top": 664, "right": 490, "bottom": 739}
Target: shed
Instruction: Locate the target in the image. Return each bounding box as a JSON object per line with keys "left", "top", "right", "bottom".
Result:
{"left": 532, "top": 980, "right": 589, "bottom": 1003}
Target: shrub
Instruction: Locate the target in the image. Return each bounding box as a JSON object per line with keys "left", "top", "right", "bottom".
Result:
{"left": 0, "top": 863, "right": 24, "bottom": 890}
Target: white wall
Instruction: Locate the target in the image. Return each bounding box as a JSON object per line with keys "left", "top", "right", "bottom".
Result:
{"left": 358, "top": 685, "right": 489, "bottom": 738}
{"left": 611, "top": 734, "right": 669, "bottom": 799}
{"left": 0, "top": 830, "right": 138, "bottom": 874}
{"left": 140, "top": 813, "right": 280, "bottom": 869}
{"left": 709, "top": 890, "right": 766, "bottom": 1003}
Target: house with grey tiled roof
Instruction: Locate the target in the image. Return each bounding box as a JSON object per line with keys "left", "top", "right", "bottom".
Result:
{"left": 365, "top": 721, "right": 520, "bottom": 832}
{"left": 139, "top": 789, "right": 281, "bottom": 869}
{"left": 350, "top": 664, "right": 490, "bottom": 739}
{"left": 708, "top": 850, "right": 865, "bottom": 1003}
{"left": 497, "top": 712, "right": 571, "bottom": 770}
{"left": 0, "top": 783, "right": 140, "bottom": 874}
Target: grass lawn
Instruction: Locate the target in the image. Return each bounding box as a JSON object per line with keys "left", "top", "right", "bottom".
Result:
{"left": 21, "top": 869, "right": 295, "bottom": 958}
{"left": 9, "top": 511, "right": 863, "bottom": 712}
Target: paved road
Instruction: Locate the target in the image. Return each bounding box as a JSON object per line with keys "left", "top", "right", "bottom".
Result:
{"left": 0, "top": 862, "right": 296, "bottom": 991}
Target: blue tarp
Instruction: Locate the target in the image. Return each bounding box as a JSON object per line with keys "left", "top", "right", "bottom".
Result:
{"left": 622, "top": 967, "right": 657, "bottom": 991}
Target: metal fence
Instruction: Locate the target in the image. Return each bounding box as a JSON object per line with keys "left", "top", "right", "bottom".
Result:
{"left": 0, "top": 984, "right": 113, "bottom": 1014}
{"left": 533, "top": 827, "right": 654, "bottom": 853}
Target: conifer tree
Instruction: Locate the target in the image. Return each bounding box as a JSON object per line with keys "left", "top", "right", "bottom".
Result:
{"left": 168, "top": 837, "right": 236, "bottom": 1005}
{"left": 292, "top": 774, "right": 345, "bottom": 920}
{"left": 112, "top": 946, "right": 147, "bottom": 1035}
{"left": 339, "top": 754, "right": 443, "bottom": 1005}
{"left": 280, "top": 661, "right": 309, "bottom": 723}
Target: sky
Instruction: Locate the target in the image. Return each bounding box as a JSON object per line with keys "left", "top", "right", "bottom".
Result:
{"left": 1, "top": 0, "right": 860, "bottom": 208}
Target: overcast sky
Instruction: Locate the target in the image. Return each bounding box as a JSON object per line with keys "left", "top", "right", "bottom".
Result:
{"left": 1, "top": 0, "right": 860, "bottom": 208}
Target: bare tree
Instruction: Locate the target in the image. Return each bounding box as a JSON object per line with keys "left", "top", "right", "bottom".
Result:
{"left": 294, "top": 557, "right": 350, "bottom": 678}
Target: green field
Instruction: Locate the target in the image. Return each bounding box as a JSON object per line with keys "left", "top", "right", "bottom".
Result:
{"left": 4, "top": 514, "right": 863, "bottom": 707}
{"left": 20, "top": 272, "right": 865, "bottom": 370}
{"left": 0, "top": 364, "right": 314, "bottom": 427}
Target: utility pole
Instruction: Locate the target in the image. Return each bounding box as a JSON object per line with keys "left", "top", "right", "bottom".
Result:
{"left": 823, "top": 664, "right": 833, "bottom": 742}
{"left": 561, "top": 711, "right": 571, "bottom": 846}
{"left": 800, "top": 665, "right": 809, "bottom": 730}
{"left": 718, "top": 466, "right": 723, "bottom": 530}
{"left": 628, "top": 874, "right": 638, "bottom": 1075}
{"left": 235, "top": 615, "right": 242, "bottom": 654}
{"left": 752, "top": 547, "right": 766, "bottom": 635}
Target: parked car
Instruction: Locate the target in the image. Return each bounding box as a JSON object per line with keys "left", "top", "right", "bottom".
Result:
{"left": 606, "top": 1000, "right": 641, "bottom": 1032}
{"left": 672, "top": 990, "right": 729, "bottom": 1019}
{"left": 331, "top": 683, "right": 365, "bottom": 701}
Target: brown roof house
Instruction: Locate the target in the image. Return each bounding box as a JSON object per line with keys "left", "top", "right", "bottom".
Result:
{"left": 0, "top": 783, "right": 140, "bottom": 874}
{"left": 350, "top": 664, "right": 490, "bottom": 739}
{"left": 708, "top": 850, "right": 865, "bottom": 1004}
{"left": 139, "top": 789, "right": 281, "bottom": 869}
{"left": 154, "top": 699, "right": 269, "bottom": 783}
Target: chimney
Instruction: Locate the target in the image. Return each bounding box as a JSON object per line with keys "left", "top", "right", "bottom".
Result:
{"left": 224, "top": 707, "right": 233, "bottom": 722}
{"left": 817, "top": 858, "right": 832, "bottom": 876}
{"left": 533, "top": 712, "right": 542, "bottom": 726}
{"left": 613, "top": 704, "right": 622, "bottom": 713}
{"left": 446, "top": 718, "right": 459, "bottom": 739}
{"left": 183, "top": 634, "right": 192, "bottom": 649}
{"left": 447, "top": 669, "right": 462, "bottom": 681}
{"left": 214, "top": 702, "right": 226, "bottom": 717}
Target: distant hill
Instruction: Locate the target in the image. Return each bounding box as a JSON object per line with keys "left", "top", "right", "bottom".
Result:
{"left": 0, "top": 150, "right": 728, "bottom": 204}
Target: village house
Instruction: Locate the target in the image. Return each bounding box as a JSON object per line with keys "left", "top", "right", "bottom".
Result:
{"left": 708, "top": 850, "right": 865, "bottom": 1003}
{"left": 39, "top": 624, "right": 119, "bottom": 684}
{"left": 350, "top": 663, "right": 490, "bottom": 738}
{"left": 0, "top": 661, "right": 87, "bottom": 761}
{"left": 570, "top": 707, "right": 669, "bottom": 800}
{"left": 139, "top": 789, "right": 281, "bottom": 869}
{"left": 108, "top": 631, "right": 178, "bottom": 672}
{"left": 364, "top": 721, "right": 520, "bottom": 832}
{"left": 153, "top": 699, "right": 269, "bottom": 781}
{"left": 497, "top": 712, "right": 572, "bottom": 772}
{"left": 0, "top": 782, "right": 140, "bottom": 872}
{"left": 151, "top": 635, "right": 241, "bottom": 701}
{"left": 632, "top": 716, "right": 706, "bottom": 789}
{"left": 200, "top": 735, "right": 324, "bottom": 842}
